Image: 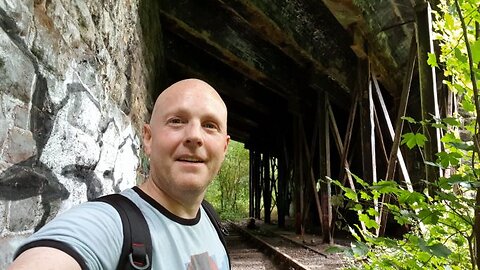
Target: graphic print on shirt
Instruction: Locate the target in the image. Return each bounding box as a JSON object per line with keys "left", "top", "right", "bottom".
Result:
{"left": 186, "top": 252, "right": 219, "bottom": 270}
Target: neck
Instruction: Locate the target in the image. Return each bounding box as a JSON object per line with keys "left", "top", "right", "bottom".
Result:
{"left": 138, "top": 178, "right": 203, "bottom": 219}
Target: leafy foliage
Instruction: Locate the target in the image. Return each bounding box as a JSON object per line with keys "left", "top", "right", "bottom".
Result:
{"left": 333, "top": 1, "right": 480, "bottom": 269}
{"left": 206, "top": 140, "right": 250, "bottom": 220}
{"left": 332, "top": 175, "right": 473, "bottom": 270}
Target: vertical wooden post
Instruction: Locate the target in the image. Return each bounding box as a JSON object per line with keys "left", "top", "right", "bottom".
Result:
{"left": 318, "top": 93, "right": 332, "bottom": 243}
{"left": 254, "top": 150, "right": 262, "bottom": 219}
{"left": 337, "top": 91, "right": 359, "bottom": 186}
{"left": 415, "top": 2, "right": 441, "bottom": 187}
{"left": 292, "top": 115, "right": 303, "bottom": 234}
{"left": 377, "top": 38, "right": 417, "bottom": 236}
{"left": 359, "top": 60, "right": 374, "bottom": 185}
{"left": 297, "top": 117, "right": 305, "bottom": 236}
{"left": 368, "top": 79, "right": 378, "bottom": 217}
{"left": 328, "top": 101, "right": 367, "bottom": 233}
{"left": 300, "top": 115, "right": 324, "bottom": 240}
{"left": 263, "top": 152, "right": 271, "bottom": 224}
{"left": 249, "top": 149, "right": 255, "bottom": 218}
{"left": 325, "top": 96, "right": 332, "bottom": 240}
{"left": 278, "top": 137, "right": 290, "bottom": 228}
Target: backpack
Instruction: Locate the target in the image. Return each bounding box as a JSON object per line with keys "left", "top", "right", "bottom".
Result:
{"left": 94, "top": 193, "right": 230, "bottom": 270}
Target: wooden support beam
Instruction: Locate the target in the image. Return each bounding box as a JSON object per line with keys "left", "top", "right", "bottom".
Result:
{"left": 359, "top": 60, "right": 374, "bottom": 187}
{"left": 378, "top": 36, "right": 417, "bottom": 236}
{"left": 369, "top": 78, "right": 380, "bottom": 219}
{"left": 159, "top": 0, "right": 300, "bottom": 98}
{"left": 415, "top": 2, "right": 442, "bottom": 187}
{"left": 249, "top": 150, "right": 255, "bottom": 217}
{"left": 337, "top": 90, "right": 359, "bottom": 185}
{"left": 327, "top": 101, "right": 367, "bottom": 233}
{"left": 250, "top": 150, "right": 262, "bottom": 219}
{"left": 292, "top": 115, "right": 304, "bottom": 235}
{"left": 318, "top": 93, "right": 332, "bottom": 244}
{"left": 299, "top": 113, "right": 324, "bottom": 242}
{"left": 322, "top": 0, "right": 414, "bottom": 96}
{"left": 256, "top": 151, "right": 262, "bottom": 219}
{"left": 277, "top": 150, "right": 286, "bottom": 227}
{"left": 263, "top": 152, "right": 272, "bottom": 224}
{"left": 216, "top": 0, "right": 356, "bottom": 92}
{"left": 270, "top": 157, "right": 278, "bottom": 211}
{"left": 372, "top": 74, "right": 413, "bottom": 189}
{"left": 278, "top": 135, "right": 291, "bottom": 228}
{"left": 163, "top": 31, "right": 279, "bottom": 115}
{"left": 325, "top": 96, "right": 332, "bottom": 241}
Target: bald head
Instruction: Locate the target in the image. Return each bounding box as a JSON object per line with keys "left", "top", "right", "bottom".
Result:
{"left": 150, "top": 79, "right": 228, "bottom": 133}
{"left": 141, "top": 78, "right": 231, "bottom": 215}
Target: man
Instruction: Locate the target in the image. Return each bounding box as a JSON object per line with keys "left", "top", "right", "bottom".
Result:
{"left": 9, "top": 78, "right": 231, "bottom": 269}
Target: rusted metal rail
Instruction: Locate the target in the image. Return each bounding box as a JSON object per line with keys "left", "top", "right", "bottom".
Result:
{"left": 228, "top": 222, "right": 311, "bottom": 270}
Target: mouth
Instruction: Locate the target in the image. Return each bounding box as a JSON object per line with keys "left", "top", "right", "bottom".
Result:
{"left": 177, "top": 156, "right": 205, "bottom": 163}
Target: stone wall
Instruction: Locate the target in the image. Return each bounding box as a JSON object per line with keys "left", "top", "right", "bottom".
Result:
{"left": 0, "top": 0, "right": 156, "bottom": 266}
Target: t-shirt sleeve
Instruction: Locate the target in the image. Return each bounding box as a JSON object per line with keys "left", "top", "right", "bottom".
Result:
{"left": 13, "top": 201, "right": 123, "bottom": 270}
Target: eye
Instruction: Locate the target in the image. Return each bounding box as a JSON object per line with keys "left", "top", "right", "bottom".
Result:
{"left": 203, "top": 122, "right": 219, "bottom": 130}
{"left": 167, "top": 117, "right": 184, "bottom": 125}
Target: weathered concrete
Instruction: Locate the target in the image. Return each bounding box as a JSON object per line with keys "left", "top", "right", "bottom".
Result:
{"left": 0, "top": 0, "right": 154, "bottom": 267}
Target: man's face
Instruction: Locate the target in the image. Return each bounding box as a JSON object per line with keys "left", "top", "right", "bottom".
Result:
{"left": 143, "top": 80, "right": 230, "bottom": 199}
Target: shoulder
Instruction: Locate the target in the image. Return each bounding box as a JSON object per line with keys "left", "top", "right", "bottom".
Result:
{"left": 15, "top": 194, "right": 128, "bottom": 269}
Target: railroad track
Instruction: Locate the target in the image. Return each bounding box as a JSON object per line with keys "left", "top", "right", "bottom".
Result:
{"left": 225, "top": 222, "right": 346, "bottom": 270}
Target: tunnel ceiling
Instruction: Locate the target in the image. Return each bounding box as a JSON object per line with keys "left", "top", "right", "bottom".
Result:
{"left": 157, "top": 0, "right": 418, "bottom": 149}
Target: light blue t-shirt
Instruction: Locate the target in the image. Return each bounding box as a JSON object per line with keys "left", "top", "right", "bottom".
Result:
{"left": 14, "top": 187, "right": 230, "bottom": 270}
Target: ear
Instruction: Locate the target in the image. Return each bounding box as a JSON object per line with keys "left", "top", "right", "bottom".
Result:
{"left": 143, "top": 124, "right": 153, "bottom": 156}
{"left": 223, "top": 135, "right": 230, "bottom": 153}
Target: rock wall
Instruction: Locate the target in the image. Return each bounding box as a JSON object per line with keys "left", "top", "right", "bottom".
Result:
{"left": 0, "top": 0, "right": 158, "bottom": 266}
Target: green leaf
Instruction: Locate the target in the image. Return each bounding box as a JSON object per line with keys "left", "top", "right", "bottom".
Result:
{"left": 359, "top": 213, "right": 379, "bottom": 229}
{"left": 360, "top": 190, "right": 372, "bottom": 200}
{"left": 436, "top": 151, "right": 463, "bottom": 167}
{"left": 441, "top": 132, "right": 462, "bottom": 144}
{"left": 418, "top": 209, "right": 440, "bottom": 224}
{"left": 471, "top": 40, "right": 480, "bottom": 64}
{"left": 414, "top": 133, "right": 428, "bottom": 147}
{"left": 393, "top": 213, "right": 409, "bottom": 225}
{"left": 398, "top": 191, "right": 425, "bottom": 204}
{"left": 401, "top": 116, "right": 417, "bottom": 124}
{"left": 352, "top": 203, "right": 363, "bottom": 211}
{"left": 401, "top": 133, "right": 416, "bottom": 149}
{"left": 367, "top": 207, "right": 379, "bottom": 217}
{"left": 428, "top": 243, "right": 452, "bottom": 258}
{"left": 370, "top": 180, "right": 399, "bottom": 194}
{"left": 455, "top": 48, "right": 467, "bottom": 63}
{"left": 438, "top": 174, "right": 466, "bottom": 189}
{"left": 377, "top": 236, "right": 398, "bottom": 248}
{"left": 443, "top": 117, "right": 461, "bottom": 127}
{"left": 444, "top": 13, "right": 454, "bottom": 30}
{"left": 437, "top": 192, "right": 459, "bottom": 204}
{"left": 344, "top": 188, "right": 358, "bottom": 201}
{"left": 351, "top": 241, "right": 369, "bottom": 257}
{"left": 401, "top": 133, "right": 428, "bottom": 149}
{"left": 432, "top": 122, "right": 447, "bottom": 129}
{"left": 462, "top": 97, "right": 475, "bottom": 112}
{"left": 347, "top": 170, "right": 369, "bottom": 187}
{"left": 427, "top": 53, "right": 438, "bottom": 67}
{"left": 417, "top": 252, "right": 431, "bottom": 263}
{"left": 425, "top": 161, "right": 442, "bottom": 168}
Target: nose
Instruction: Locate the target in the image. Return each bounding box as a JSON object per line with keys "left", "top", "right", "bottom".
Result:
{"left": 184, "top": 121, "right": 203, "bottom": 147}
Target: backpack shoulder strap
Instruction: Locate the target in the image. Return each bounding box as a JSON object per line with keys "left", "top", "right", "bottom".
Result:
{"left": 201, "top": 200, "right": 231, "bottom": 268}
{"left": 94, "top": 194, "right": 152, "bottom": 270}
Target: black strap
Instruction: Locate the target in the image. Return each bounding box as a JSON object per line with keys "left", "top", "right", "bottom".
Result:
{"left": 201, "top": 200, "right": 231, "bottom": 268}
{"left": 94, "top": 194, "right": 152, "bottom": 270}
